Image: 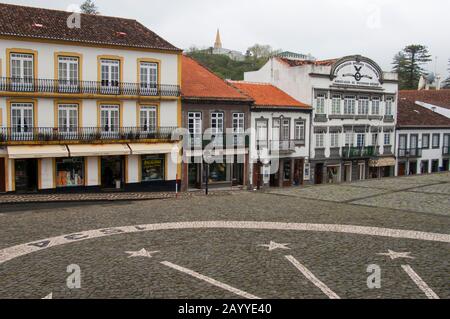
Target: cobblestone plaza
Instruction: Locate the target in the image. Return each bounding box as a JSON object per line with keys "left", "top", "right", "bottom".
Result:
{"left": 0, "top": 173, "right": 449, "bottom": 299}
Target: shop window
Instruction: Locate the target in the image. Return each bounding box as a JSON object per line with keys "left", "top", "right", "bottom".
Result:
{"left": 56, "top": 157, "right": 84, "bottom": 187}
{"left": 142, "top": 155, "right": 165, "bottom": 181}
{"left": 209, "top": 162, "right": 227, "bottom": 183}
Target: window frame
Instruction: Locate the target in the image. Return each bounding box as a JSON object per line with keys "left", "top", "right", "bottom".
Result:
{"left": 432, "top": 133, "right": 440, "bottom": 149}
{"left": 421, "top": 133, "right": 430, "bottom": 149}
{"left": 343, "top": 96, "right": 356, "bottom": 115}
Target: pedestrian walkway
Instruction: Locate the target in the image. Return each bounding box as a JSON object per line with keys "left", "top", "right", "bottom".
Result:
{"left": 0, "top": 191, "right": 189, "bottom": 204}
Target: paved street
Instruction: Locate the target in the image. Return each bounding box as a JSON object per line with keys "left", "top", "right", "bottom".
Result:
{"left": 0, "top": 173, "right": 449, "bottom": 299}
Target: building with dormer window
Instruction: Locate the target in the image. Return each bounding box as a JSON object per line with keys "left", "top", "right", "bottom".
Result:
{"left": 245, "top": 55, "right": 398, "bottom": 184}
{"left": 0, "top": 3, "right": 181, "bottom": 193}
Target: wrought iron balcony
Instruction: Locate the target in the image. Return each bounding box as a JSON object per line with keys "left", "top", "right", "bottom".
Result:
{"left": 341, "top": 146, "right": 375, "bottom": 158}
{"left": 256, "top": 139, "right": 304, "bottom": 153}
{"left": 398, "top": 148, "right": 422, "bottom": 158}
{"left": 189, "top": 134, "right": 249, "bottom": 149}
{"left": 0, "top": 77, "right": 180, "bottom": 97}
{"left": 0, "top": 127, "right": 179, "bottom": 145}
{"left": 442, "top": 146, "right": 450, "bottom": 156}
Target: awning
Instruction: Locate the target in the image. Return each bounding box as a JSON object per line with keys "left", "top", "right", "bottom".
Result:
{"left": 128, "top": 143, "right": 179, "bottom": 155}
{"left": 369, "top": 157, "right": 396, "bottom": 167}
{"left": 7, "top": 145, "right": 69, "bottom": 159}
{"left": 67, "top": 144, "right": 130, "bottom": 157}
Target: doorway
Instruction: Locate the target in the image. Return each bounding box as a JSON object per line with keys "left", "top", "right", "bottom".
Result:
{"left": 443, "top": 159, "right": 449, "bottom": 171}
{"left": 101, "top": 156, "right": 124, "bottom": 189}
{"left": 294, "top": 159, "right": 304, "bottom": 186}
{"left": 14, "top": 159, "right": 38, "bottom": 192}
{"left": 420, "top": 160, "right": 429, "bottom": 174}
{"left": 232, "top": 155, "right": 244, "bottom": 186}
{"left": 409, "top": 161, "right": 417, "bottom": 175}
{"left": 314, "top": 163, "right": 324, "bottom": 184}
{"left": 253, "top": 162, "right": 262, "bottom": 189}
{"left": 188, "top": 162, "right": 201, "bottom": 189}
{"left": 398, "top": 162, "right": 406, "bottom": 176}
{"left": 0, "top": 158, "right": 5, "bottom": 193}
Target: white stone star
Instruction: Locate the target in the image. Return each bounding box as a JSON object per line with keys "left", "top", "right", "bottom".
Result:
{"left": 125, "top": 248, "right": 159, "bottom": 258}
{"left": 377, "top": 250, "right": 415, "bottom": 260}
{"left": 259, "top": 241, "right": 291, "bottom": 251}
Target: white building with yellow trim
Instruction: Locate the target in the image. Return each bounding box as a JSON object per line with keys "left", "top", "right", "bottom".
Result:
{"left": 0, "top": 3, "right": 182, "bottom": 193}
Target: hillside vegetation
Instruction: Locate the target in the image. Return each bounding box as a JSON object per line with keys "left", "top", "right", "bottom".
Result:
{"left": 186, "top": 51, "right": 269, "bottom": 81}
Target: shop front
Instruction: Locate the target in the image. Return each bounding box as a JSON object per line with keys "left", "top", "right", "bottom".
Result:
{"left": 101, "top": 156, "right": 125, "bottom": 189}
{"left": 14, "top": 159, "right": 38, "bottom": 193}
{"left": 368, "top": 157, "right": 396, "bottom": 178}
{"left": 56, "top": 157, "right": 85, "bottom": 188}
{"left": 141, "top": 154, "right": 165, "bottom": 182}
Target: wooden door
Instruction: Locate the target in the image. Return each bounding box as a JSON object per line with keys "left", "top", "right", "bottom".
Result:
{"left": 398, "top": 162, "right": 406, "bottom": 176}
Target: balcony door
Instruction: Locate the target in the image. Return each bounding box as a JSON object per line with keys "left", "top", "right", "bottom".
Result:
{"left": 140, "top": 106, "right": 157, "bottom": 132}
{"left": 100, "top": 59, "right": 120, "bottom": 94}
{"left": 410, "top": 134, "right": 419, "bottom": 157}
{"left": 100, "top": 105, "right": 120, "bottom": 137}
{"left": 58, "top": 104, "right": 78, "bottom": 134}
{"left": 10, "top": 53, "right": 34, "bottom": 91}
{"left": 356, "top": 133, "right": 365, "bottom": 148}
{"left": 444, "top": 134, "right": 449, "bottom": 150}
{"left": 11, "top": 103, "right": 34, "bottom": 139}
{"left": 211, "top": 112, "right": 224, "bottom": 147}
{"left": 188, "top": 112, "right": 202, "bottom": 147}
{"left": 139, "top": 62, "right": 158, "bottom": 95}
{"left": 58, "top": 56, "right": 79, "bottom": 92}
{"left": 399, "top": 135, "right": 407, "bottom": 149}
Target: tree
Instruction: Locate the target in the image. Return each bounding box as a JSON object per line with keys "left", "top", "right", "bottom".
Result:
{"left": 247, "top": 44, "right": 275, "bottom": 60}
{"left": 443, "top": 59, "right": 450, "bottom": 89}
{"left": 80, "top": 0, "right": 99, "bottom": 15}
{"left": 392, "top": 44, "right": 432, "bottom": 90}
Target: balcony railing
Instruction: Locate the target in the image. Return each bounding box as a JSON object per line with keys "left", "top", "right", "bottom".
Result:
{"left": 189, "top": 134, "right": 250, "bottom": 149}
{"left": 398, "top": 148, "right": 422, "bottom": 158}
{"left": 443, "top": 146, "right": 450, "bottom": 156}
{"left": 256, "top": 139, "right": 304, "bottom": 153}
{"left": 0, "top": 127, "right": 179, "bottom": 144}
{"left": 342, "top": 146, "right": 375, "bottom": 158}
{"left": 0, "top": 77, "right": 180, "bottom": 97}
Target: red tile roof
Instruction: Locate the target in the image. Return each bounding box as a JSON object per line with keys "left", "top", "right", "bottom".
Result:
{"left": 181, "top": 56, "right": 251, "bottom": 101}
{"left": 276, "top": 57, "right": 338, "bottom": 67}
{"left": 0, "top": 3, "right": 180, "bottom": 51}
{"left": 397, "top": 98, "right": 450, "bottom": 127}
{"left": 399, "top": 90, "right": 450, "bottom": 110}
{"left": 228, "top": 81, "right": 311, "bottom": 109}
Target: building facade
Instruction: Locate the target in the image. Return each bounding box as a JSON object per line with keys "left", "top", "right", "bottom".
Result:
{"left": 245, "top": 55, "right": 398, "bottom": 184}
{"left": 181, "top": 56, "right": 252, "bottom": 190}
{"left": 395, "top": 98, "right": 450, "bottom": 176}
{"left": 229, "top": 81, "right": 312, "bottom": 188}
{"left": 0, "top": 4, "right": 181, "bottom": 193}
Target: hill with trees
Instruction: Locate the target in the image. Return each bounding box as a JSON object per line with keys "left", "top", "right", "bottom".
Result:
{"left": 186, "top": 44, "right": 280, "bottom": 80}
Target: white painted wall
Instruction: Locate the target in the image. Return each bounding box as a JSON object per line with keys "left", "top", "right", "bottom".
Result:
{"left": 127, "top": 155, "right": 139, "bottom": 183}
{"left": 40, "top": 158, "right": 54, "bottom": 189}
{"left": 395, "top": 129, "right": 450, "bottom": 175}
{"left": 0, "top": 39, "right": 179, "bottom": 85}
{"left": 86, "top": 156, "right": 99, "bottom": 186}
{"left": 245, "top": 57, "right": 399, "bottom": 161}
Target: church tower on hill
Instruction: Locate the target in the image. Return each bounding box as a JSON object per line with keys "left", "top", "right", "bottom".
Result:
{"left": 214, "top": 29, "right": 222, "bottom": 49}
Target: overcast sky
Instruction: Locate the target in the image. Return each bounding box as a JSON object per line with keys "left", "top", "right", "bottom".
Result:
{"left": 3, "top": 0, "right": 449, "bottom": 77}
